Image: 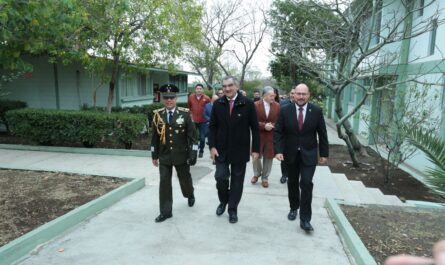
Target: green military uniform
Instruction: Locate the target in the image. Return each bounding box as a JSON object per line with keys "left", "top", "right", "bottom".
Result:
{"left": 151, "top": 106, "right": 198, "bottom": 216}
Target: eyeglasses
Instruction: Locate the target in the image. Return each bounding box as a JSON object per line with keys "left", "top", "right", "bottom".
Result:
{"left": 295, "top": 93, "right": 308, "bottom": 96}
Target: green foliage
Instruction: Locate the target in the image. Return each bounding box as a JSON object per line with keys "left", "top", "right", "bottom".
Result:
{"left": 81, "top": 102, "right": 188, "bottom": 126}
{"left": 243, "top": 80, "right": 262, "bottom": 96}
{"left": 75, "top": 0, "right": 203, "bottom": 112}
{"left": 405, "top": 126, "right": 445, "bottom": 196}
{"left": 5, "top": 109, "right": 147, "bottom": 148}
{"left": 0, "top": 0, "right": 87, "bottom": 71}
{"left": 0, "top": 99, "right": 27, "bottom": 131}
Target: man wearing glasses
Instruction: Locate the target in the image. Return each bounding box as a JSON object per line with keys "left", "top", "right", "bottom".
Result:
{"left": 151, "top": 84, "right": 198, "bottom": 223}
{"left": 274, "top": 83, "right": 329, "bottom": 232}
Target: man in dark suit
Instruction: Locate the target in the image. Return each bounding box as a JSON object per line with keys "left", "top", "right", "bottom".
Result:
{"left": 209, "top": 76, "right": 260, "bottom": 224}
{"left": 273, "top": 83, "right": 329, "bottom": 232}
{"left": 278, "top": 88, "right": 296, "bottom": 184}
{"left": 151, "top": 84, "right": 198, "bottom": 223}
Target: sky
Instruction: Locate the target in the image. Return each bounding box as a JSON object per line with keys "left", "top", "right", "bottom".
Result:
{"left": 185, "top": 0, "right": 274, "bottom": 80}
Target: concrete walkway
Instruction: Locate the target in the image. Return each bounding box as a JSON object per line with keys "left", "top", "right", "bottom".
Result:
{"left": 0, "top": 121, "right": 353, "bottom": 265}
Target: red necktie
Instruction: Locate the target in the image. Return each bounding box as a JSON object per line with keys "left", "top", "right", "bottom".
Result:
{"left": 229, "top": 99, "right": 234, "bottom": 114}
{"left": 298, "top": 107, "right": 304, "bottom": 130}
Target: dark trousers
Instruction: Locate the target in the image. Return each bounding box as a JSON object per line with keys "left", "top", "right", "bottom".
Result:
{"left": 280, "top": 161, "right": 287, "bottom": 177}
{"left": 286, "top": 152, "right": 316, "bottom": 222}
{"left": 194, "top": 122, "right": 207, "bottom": 153}
{"left": 159, "top": 163, "right": 194, "bottom": 215}
{"left": 214, "top": 161, "right": 247, "bottom": 214}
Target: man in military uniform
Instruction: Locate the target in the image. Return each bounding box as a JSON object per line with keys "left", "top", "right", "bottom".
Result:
{"left": 151, "top": 84, "right": 198, "bottom": 223}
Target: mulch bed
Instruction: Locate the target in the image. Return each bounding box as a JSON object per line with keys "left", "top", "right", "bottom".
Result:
{"left": 0, "top": 169, "right": 128, "bottom": 247}
{"left": 341, "top": 204, "right": 445, "bottom": 265}
{"left": 328, "top": 145, "right": 444, "bottom": 202}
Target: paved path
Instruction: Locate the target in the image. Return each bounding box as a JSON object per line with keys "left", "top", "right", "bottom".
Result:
{"left": 0, "top": 119, "right": 353, "bottom": 265}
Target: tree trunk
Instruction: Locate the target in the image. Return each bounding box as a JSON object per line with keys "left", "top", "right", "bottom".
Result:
{"left": 106, "top": 80, "right": 115, "bottom": 113}
{"left": 334, "top": 95, "right": 361, "bottom": 167}
{"left": 239, "top": 67, "right": 246, "bottom": 91}
{"left": 341, "top": 117, "right": 368, "bottom": 156}
{"left": 106, "top": 56, "right": 119, "bottom": 113}
{"left": 335, "top": 120, "right": 360, "bottom": 167}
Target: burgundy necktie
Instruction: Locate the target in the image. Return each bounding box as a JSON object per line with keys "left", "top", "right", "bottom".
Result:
{"left": 298, "top": 107, "right": 304, "bottom": 130}
{"left": 229, "top": 99, "right": 234, "bottom": 114}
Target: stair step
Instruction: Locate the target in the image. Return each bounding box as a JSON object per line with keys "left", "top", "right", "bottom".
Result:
{"left": 332, "top": 173, "right": 361, "bottom": 203}
{"left": 367, "top": 188, "right": 389, "bottom": 205}
{"left": 314, "top": 166, "right": 343, "bottom": 199}
{"left": 383, "top": 195, "right": 405, "bottom": 206}
{"left": 349, "top": 180, "right": 376, "bottom": 204}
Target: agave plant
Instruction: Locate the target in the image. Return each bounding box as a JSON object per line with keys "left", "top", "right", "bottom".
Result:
{"left": 405, "top": 126, "right": 445, "bottom": 197}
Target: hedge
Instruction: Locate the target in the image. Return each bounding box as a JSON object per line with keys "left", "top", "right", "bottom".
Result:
{"left": 5, "top": 109, "right": 147, "bottom": 148}
{"left": 0, "top": 99, "right": 27, "bottom": 132}
{"left": 81, "top": 102, "right": 188, "bottom": 125}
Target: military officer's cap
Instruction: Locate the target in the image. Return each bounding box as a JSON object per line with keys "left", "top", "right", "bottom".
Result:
{"left": 160, "top": 84, "right": 179, "bottom": 98}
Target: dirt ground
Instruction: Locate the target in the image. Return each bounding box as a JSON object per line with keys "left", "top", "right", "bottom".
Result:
{"left": 328, "top": 145, "right": 444, "bottom": 202}
{"left": 341, "top": 204, "right": 445, "bottom": 265}
{"left": 0, "top": 169, "right": 127, "bottom": 247}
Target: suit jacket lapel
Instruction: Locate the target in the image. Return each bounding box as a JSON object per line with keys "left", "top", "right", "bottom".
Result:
{"left": 302, "top": 103, "right": 313, "bottom": 131}
{"left": 289, "top": 104, "right": 299, "bottom": 132}
{"left": 258, "top": 101, "right": 266, "bottom": 121}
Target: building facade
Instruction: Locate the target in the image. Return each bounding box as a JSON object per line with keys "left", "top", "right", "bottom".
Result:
{"left": 325, "top": 0, "right": 445, "bottom": 176}
{"left": 1, "top": 55, "right": 196, "bottom": 109}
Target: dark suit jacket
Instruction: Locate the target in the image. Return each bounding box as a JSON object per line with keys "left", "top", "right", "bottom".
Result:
{"left": 209, "top": 92, "right": 260, "bottom": 164}
{"left": 273, "top": 102, "right": 329, "bottom": 166}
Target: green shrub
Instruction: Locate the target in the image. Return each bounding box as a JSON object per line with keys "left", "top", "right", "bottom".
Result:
{"left": 5, "top": 109, "right": 147, "bottom": 148}
{"left": 81, "top": 102, "right": 188, "bottom": 125}
{"left": 0, "top": 99, "right": 27, "bottom": 132}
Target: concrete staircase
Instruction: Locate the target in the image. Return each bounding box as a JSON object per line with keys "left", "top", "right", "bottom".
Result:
{"left": 314, "top": 166, "right": 407, "bottom": 206}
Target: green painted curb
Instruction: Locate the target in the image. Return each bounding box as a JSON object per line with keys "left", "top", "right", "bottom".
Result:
{"left": 325, "top": 198, "right": 377, "bottom": 265}
{"left": 0, "top": 144, "right": 150, "bottom": 157}
{"left": 0, "top": 177, "right": 145, "bottom": 265}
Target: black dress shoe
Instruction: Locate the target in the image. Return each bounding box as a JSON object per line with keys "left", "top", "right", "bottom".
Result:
{"left": 216, "top": 203, "right": 227, "bottom": 216}
{"left": 280, "top": 175, "right": 287, "bottom": 184}
{"left": 155, "top": 214, "right": 172, "bottom": 223}
{"left": 198, "top": 152, "right": 204, "bottom": 158}
{"left": 229, "top": 212, "right": 238, "bottom": 224}
{"left": 188, "top": 196, "right": 195, "bottom": 207}
{"left": 288, "top": 209, "right": 298, "bottom": 221}
{"left": 300, "top": 220, "right": 314, "bottom": 232}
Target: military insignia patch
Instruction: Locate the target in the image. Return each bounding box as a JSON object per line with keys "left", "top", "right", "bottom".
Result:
{"left": 176, "top": 116, "right": 184, "bottom": 125}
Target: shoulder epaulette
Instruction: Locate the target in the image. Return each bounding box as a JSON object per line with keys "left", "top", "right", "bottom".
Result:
{"left": 153, "top": 107, "right": 164, "bottom": 113}
{"left": 177, "top": 107, "right": 190, "bottom": 112}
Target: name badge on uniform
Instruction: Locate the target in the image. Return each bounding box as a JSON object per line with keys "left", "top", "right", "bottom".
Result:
{"left": 176, "top": 116, "right": 184, "bottom": 125}
{"left": 192, "top": 145, "right": 198, "bottom": 151}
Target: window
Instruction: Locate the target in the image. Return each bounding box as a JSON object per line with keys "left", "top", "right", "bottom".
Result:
{"left": 349, "top": 87, "right": 356, "bottom": 104}
{"left": 138, "top": 74, "right": 147, "bottom": 96}
{"left": 429, "top": 19, "right": 438, "bottom": 56}
{"left": 373, "top": 0, "right": 382, "bottom": 45}
{"left": 441, "top": 74, "right": 445, "bottom": 108}
{"left": 418, "top": 0, "right": 425, "bottom": 17}
{"left": 363, "top": 78, "right": 372, "bottom": 107}
{"left": 169, "top": 74, "right": 188, "bottom": 92}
